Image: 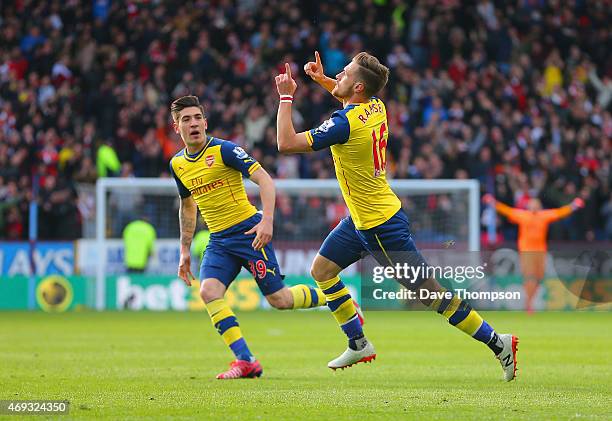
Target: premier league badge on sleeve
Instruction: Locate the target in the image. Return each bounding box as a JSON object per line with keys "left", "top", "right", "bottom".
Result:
{"left": 232, "top": 146, "right": 248, "bottom": 159}
{"left": 314, "top": 118, "right": 335, "bottom": 134}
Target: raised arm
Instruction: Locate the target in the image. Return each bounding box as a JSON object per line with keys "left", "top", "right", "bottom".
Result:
{"left": 304, "top": 51, "right": 343, "bottom": 103}
{"left": 494, "top": 201, "right": 519, "bottom": 220}
{"left": 245, "top": 168, "right": 275, "bottom": 250}
{"left": 588, "top": 68, "right": 605, "bottom": 92}
{"left": 178, "top": 195, "right": 197, "bottom": 286}
{"left": 483, "top": 194, "right": 520, "bottom": 223}
{"left": 275, "top": 62, "right": 314, "bottom": 154}
{"left": 542, "top": 198, "right": 584, "bottom": 222}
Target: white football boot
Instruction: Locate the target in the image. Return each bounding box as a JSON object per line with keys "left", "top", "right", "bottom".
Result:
{"left": 496, "top": 334, "right": 519, "bottom": 381}
{"left": 328, "top": 339, "right": 376, "bottom": 370}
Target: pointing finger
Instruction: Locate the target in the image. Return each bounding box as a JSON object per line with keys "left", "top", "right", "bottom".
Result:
{"left": 315, "top": 51, "right": 321, "bottom": 65}
{"left": 285, "top": 62, "right": 291, "bottom": 78}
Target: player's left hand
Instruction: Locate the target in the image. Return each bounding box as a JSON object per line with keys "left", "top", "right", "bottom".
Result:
{"left": 304, "top": 51, "right": 325, "bottom": 82}
{"left": 571, "top": 197, "right": 585, "bottom": 210}
{"left": 275, "top": 63, "right": 297, "bottom": 97}
{"left": 245, "top": 218, "right": 273, "bottom": 250}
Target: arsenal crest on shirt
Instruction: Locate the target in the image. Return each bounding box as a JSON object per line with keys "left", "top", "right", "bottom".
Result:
{"left": 205, "top": 155, "right": 215, "bottom": 167}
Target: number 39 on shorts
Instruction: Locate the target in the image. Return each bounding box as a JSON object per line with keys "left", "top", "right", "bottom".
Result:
{"left": 248, "top": 260, "right": 267, "bottom": 280}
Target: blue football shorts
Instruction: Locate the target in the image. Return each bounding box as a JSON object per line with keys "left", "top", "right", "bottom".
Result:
{"left": 200, "top": 213, "right": 284, "bottom": 296}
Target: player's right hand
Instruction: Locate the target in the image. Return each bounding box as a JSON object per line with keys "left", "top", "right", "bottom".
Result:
{"left": 178, "top": 253, "right": 194, "bottom": 287}
{"left": 482, "top": 193, "right": 495, "bottom": 205}
{"left": 275, "top": 63, "right": 297, "bottom": 96}
{"left": 304, "top": 51, "right": 324, "bottom": 82}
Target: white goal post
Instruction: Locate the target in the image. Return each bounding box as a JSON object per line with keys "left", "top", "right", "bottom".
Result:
{"left": 95, "top": 178, "right": 480, "bottom": 309}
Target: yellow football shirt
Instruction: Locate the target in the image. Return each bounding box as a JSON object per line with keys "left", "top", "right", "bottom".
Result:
{"left": 169, "top": 137, "right": 260, "bottom": 233}
{"left": 306, "top": 97, "right": 401, "bottom": 230}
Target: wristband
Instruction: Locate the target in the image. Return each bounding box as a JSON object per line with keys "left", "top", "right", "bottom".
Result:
{"left": 280, "top": 95, "right": 293, "bottom": 103}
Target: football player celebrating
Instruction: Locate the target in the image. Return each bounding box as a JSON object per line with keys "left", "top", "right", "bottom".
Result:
{"left": 484, "top": 194, "right": 584, "bottom": 313}
{"left": 275, "top": 53, "right": 518, "bottom": 381}
{"left": 170, "top": 95, "right": 328, "bottom": 379}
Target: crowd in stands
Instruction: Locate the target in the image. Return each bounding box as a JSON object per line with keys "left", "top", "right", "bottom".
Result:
{"left": 0, "top": 0, "right": 610, "bottom": 243}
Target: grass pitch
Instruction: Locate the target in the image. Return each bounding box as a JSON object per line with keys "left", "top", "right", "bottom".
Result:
{"left": 1, "top": 310, "right": 611, "bottom": 420}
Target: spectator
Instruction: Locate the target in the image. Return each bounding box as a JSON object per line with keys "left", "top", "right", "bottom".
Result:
{"left": 0, "top": 0, "right": 609, "bottom": 243}
{"left": 37, "top": 175, "right": 80, "bottom": 239}
{"left": 96, "top": 139, "right": 121, "bottom": 178}
{"left": 244, "top": 105, "right": 270, "bottom": 149}
{"left": 122, "top": 218, "right": 156, "bottom": 273}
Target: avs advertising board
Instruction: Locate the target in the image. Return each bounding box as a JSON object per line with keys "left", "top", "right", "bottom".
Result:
{"left": 0, "top": 242, "right": 74, "bottom": 276}
{"left": 0, "top": 242, "right": 81, "bottom": 311}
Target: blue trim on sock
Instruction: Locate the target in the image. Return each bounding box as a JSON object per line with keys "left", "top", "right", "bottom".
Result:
{"left": 437, "top": 296, "right": 452, "bottom": 314}
{"left": 309, "top": 287, "right": 318, "bottom": 306}
{"left": 341, "top": 315, "right": 363, "bottom": 340}
{"left": 448, "top": 302, "right": 472, "bottom": 325}
{"left": 327, "top": 295, "right": 350, "bottom": 312}
{"left": 473, "top": 321, "right": 494, "bottom": 343}
{"left": 215, "top": 316, "right": 239, "bottom": 335}
{"left": 322, "top": 281, "right": 345, "bottom": 295}
{"left": 229, "top": 338, "right": 253, "bottom": 361}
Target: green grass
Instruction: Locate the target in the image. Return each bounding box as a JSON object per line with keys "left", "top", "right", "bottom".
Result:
{"left": 1, "top": 311, "right": 611, "bottom": 420}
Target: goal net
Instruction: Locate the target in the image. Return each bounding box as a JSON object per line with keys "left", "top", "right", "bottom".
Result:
{"left": 92, "top": 178, "right": 479, "bottom": 309}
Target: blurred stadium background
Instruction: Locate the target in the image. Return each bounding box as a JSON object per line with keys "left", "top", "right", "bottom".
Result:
{"left": 0, "top": 0, "right": 609, "bottom": 312}
{"left": 1, "top": 1, "right": 611, "bottom": 418}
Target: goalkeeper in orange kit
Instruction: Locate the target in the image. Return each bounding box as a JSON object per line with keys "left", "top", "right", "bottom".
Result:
{"left": 483, "top": 194, "right": 584, "bottom": 312}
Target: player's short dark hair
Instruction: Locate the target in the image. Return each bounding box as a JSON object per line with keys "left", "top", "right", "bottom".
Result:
{"left": 353, "top": 52, "right": 389, "bottom": 97}
{"left": 170, "top": 95, "right": 205, "bottom": 122}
